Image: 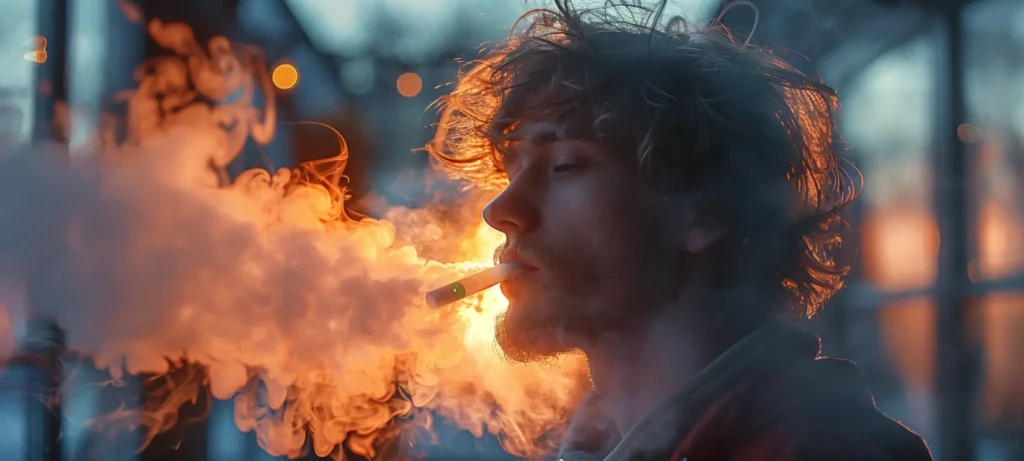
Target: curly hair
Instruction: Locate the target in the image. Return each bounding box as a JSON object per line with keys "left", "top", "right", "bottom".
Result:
{"left": 427, "top": 0, "right": 859, "bottom": 319}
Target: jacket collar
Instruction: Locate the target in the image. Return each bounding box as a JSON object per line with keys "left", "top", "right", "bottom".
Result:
{"left": 558, "top": 322, "right": 821, "bottom": 461}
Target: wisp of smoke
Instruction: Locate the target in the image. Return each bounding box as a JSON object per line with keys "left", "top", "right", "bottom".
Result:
{"left": 0, "top": 18, "right": 585, "bottom": 461}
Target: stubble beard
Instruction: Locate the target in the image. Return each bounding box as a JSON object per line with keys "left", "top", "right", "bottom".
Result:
{"left": 494, "top": 289, "right": 635, "bottom": 363}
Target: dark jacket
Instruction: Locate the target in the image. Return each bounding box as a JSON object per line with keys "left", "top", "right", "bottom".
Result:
{"left": 557, "top": 323, "right": 933, "bottom": 461}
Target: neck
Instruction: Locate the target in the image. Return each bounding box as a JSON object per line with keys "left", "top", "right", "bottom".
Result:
{"left": 582, "top": 308, "right": 722, "bottom": 435}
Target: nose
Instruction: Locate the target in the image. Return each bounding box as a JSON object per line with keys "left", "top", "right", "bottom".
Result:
{"left": 482, "top": 179, "right": 539, "bottom": 236}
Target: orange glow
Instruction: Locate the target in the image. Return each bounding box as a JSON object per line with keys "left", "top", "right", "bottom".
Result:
{"left": 878, "top": 297, "right": 936, "bottom": 432}
{"left": 972, "top": 134, "right": 1024, "bottom": 427}
{"left": 865, "top": 205, "right": 941, "bottom": 435}
{"left": 978, "top": 292, "right": 1024, "bottom": 428}
{"left": 116, "top": 0, "right": 144, "bottom": 23}
{"left": 972, "top": 135, "right": 1024, "bottom": 280}
{"left": 272, "top": 63, "right": 299, "bottom": 90}
{"left": 870, "top": 201, "right": 1024, "bottom": 432}
{"left": 23, "top": 35, "right": 47, "bottom": 64}
{"left": 971, "top": 202, "right": 1024, "bottom": 281}
{"left": 0, "top": 20, "right": 585, "bottom": 461}
{"left": 868, "top": 129, "right": 1024, "bottom": 433}
{"left": 861, "top": 208, "right": 939, "bottom": 291}
{"left": 396, "top": 72, "right": 422, "bottom": 97}
{"left": 957, "top": 123, "right": 978, "bottom": 143}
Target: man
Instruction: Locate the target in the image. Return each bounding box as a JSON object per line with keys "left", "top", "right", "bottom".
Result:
{"left": 429, "top": 1, "right": 933, "bottom": 460}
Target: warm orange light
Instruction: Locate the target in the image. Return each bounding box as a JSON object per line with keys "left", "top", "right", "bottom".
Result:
{"left": 23, "top": 35, "right": 47, "bottom": 64}
{"left": 957, "top": 123, "right": 978, "bottom": 143}
{"left": 0, "top": 21, "right": 588, "bottom": 461}
{"left": 396, "top": 72, "right": 422, "bottom": 97}
{"left": 861, "top": 208, "right": 939, "bottom": 291}
{"left": 973, "top": 201, "right": 1024, "bottom": 281}
{"left": 271, "top": 63, "right": 299, "bottom": 90}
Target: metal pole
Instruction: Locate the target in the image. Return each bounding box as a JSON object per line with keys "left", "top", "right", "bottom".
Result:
{"left": 24, "top": 1, "right": 71, "bottom": 460}
{"left": 21, "top": 319, "right": 63, "bottom": 461}
{"left": 934, "top": 3, "right": 974, "bottom": 461}
{"left": 31, "top": 0, "right": 69, "bottom": 145}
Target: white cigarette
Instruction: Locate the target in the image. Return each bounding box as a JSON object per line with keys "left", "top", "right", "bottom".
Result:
{"left": 426, "top": 262, "right": 523, "bottom": 309}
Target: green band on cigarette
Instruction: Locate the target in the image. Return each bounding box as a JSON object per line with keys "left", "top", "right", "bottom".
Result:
{"left": 425, "top": 262, "right": 523, "bottom": 309}
{"left": 428, "top": 282, "right": 467, "bottom": 307}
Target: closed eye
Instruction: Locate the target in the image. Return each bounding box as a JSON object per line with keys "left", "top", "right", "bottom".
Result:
{"left": 552, "top": 162, "right": 583, "bottom": 174}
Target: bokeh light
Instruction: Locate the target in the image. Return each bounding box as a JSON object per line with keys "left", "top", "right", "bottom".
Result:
{"left": 396, "top": 72, "right": 422, "bottom": 97}
{"left": 23, "top": 36, "right": 47, "bottom": 64}
{"left": 271, "top": 63, "right": 300, "bottom": 90}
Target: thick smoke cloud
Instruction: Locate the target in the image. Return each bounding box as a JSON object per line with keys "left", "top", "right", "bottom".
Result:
{"left": 0, "top": 128, "right": 582, "bottom": 459}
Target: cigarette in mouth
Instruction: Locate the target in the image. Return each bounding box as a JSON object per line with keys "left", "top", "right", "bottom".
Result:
{"left": 426, "top": 262, "right": 524, "bottom": 309}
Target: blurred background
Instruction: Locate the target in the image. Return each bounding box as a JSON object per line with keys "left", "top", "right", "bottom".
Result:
{"left": 0, "top": 0, "right": 1022, "bottom": 460}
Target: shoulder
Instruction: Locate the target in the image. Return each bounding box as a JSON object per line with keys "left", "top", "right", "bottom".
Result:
{"left": 730, "top": 357, "right": 933, "bottom": 461}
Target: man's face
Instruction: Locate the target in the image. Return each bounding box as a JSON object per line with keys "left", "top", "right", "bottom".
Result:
{"left": 485, "top": 121, "right": 683, "bottom": 361}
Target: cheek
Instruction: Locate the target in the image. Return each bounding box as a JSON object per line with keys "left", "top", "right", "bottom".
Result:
{"left": 547, "top": 191, "right": 667, "bottom": 293}
{"left": 578, "top": 188, "right": 663, "bottom": 252}
{"left": 546, "top": 176, "right": 652, "bottom": 236}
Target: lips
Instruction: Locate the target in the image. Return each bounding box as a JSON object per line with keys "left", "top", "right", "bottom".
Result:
{"left": 500, "top": 264, "right": 538, "bottom": 300}
{"left": 509, "top": 264, "right": 537, "bottom": 280}
{"left": 498, "top": 246, "right": 540, "bottom": 271}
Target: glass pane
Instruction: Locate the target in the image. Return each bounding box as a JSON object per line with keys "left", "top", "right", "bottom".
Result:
{"left": 876, "top": 298, "right": 936, "bottom": 437}
{"left": 975, "top": 291, "right": 1024, "bottom": 429}
{"left": 855, "top": 294, "right": 1024, "bottom": 441}
{"left": 840, "top": 31, "right": 941, "bottom": 292}
{"left": 964, "top": 0, "right": 1024, "bottom": 283}
{"left": 835, "top": 29, "right": 944, "bottom": 446}
{"left": 0, "top": 0, "right": 41, "bottom": 146}
{"left": 67, "top": 0, "right": 109, "bottom": 149}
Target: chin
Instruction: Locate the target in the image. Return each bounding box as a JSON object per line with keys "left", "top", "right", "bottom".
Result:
{"left": 495, "top": 295, "right": 580, "bottom": 362}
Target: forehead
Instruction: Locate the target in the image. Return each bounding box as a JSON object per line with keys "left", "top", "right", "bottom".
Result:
{"left": 497, "top": 120, "right": 562, "bottom": 165}
{"left": 504, "top": 120, "right": 565, "bottom": 145}
{"left": 501, "top": 119, "right": 605, "bottom": 157}
{"left": 497, "top": 120, "right": 633, "bottom": 177}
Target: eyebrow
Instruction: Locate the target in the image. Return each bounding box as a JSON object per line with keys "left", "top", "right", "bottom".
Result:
{"left": 526, "top": 126, "right": 564, "bottom": 146}
{"left": 502, "top": 125, "right": 565, "bottom": 162}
